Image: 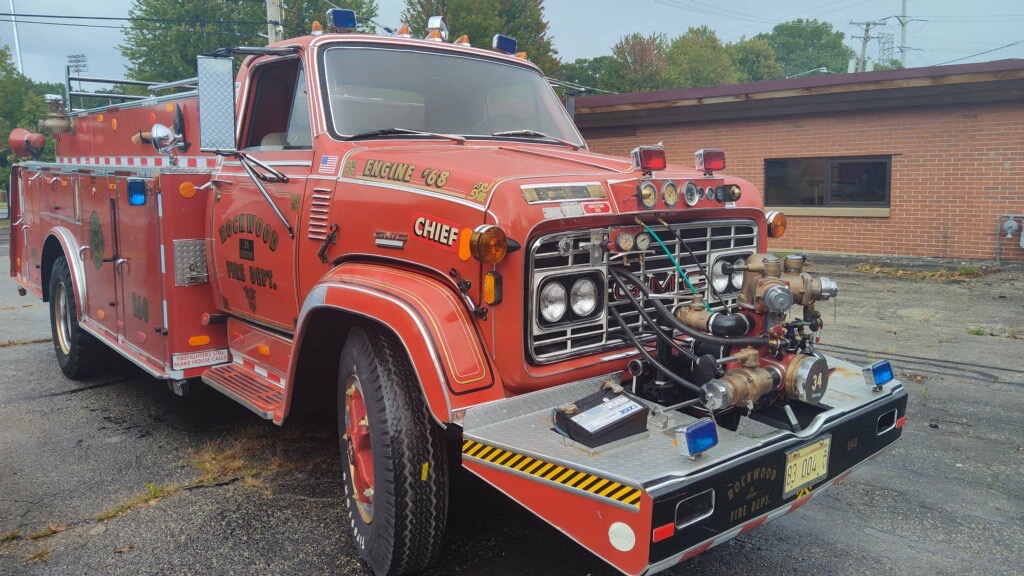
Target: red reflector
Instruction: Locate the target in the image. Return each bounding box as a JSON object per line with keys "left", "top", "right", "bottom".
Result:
{"left": 652, "top": 522, "right": 675, "bottom": 543}
{"left": 633, "top": 146, "right": 667, "bottom": 171}
{"left": 896, "top": 416, "right": 907, "bottom": 429}
{"left": 696, "top": 148, "right": 726, "bottom": 172}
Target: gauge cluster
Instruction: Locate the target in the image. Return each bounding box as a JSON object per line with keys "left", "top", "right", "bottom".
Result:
{"left": 634, "top": 179, "right": 741, "bottom": 210}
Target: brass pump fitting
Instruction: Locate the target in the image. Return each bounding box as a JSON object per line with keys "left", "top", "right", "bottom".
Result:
{"left": 784, "top": 353, "right": 830, "bottom": 405}
{"left": 38, "top": 117, "right": 74, "bottom": 135}
{"left": 701, "top": 366, "right": 776, "bottom": 410}
{"left": 733, "top": 346, "right": 759, "bottom": 368}
{"left": 738, "top": 253, "right": 838, "bottom": 310}
{"left": 674, "top": 294, "right": 712, "bottom": 332}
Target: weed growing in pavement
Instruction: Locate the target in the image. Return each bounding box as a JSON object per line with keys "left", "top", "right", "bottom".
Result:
{"left": 968, "top": 327, "right": 987, "bottom": 336}
{"left": 0, "top": 529, "right": 20, "bottom": 544}
{"left": 24, "top": 547, "right": 51, "bottom": 563}
{"left": 956, "top": 265, "right": 982, "bottom": 277}
{"left": 855, "top": 263, "right": 996, "bottom": 280}
{"left": 28, "top": 523, "right": 67, "bottom": 540}
{"left": 96, "top": 483, "right": 180, "bottom": 521}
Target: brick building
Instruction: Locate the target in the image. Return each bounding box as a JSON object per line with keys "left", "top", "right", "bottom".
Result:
{"left": 573, "top": 59, "right": 1024, "bottom": 262}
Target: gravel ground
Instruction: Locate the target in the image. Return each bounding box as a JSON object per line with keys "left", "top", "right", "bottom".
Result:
{"left": 0, "top": 250, "right": 1021, "bottom": 576}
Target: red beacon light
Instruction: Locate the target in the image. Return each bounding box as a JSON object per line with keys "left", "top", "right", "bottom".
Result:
{"left": 631, "top": 145, "right": 667, "bottom": 172}
{"left": 695, "top": 148, "right": 726, "bottom": 174}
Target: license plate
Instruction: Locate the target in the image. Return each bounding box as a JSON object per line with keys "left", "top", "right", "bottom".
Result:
{"left": 783, "top": 435, "right": 831, "bottom": 498}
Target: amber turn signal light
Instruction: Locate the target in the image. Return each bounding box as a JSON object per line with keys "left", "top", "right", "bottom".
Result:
{"left": 483, "top": 272, "right": 503, "bottom": 305}
{"left": 766, "top": 211, "right": 787, "bottom": 238}
{"left": 470, "top": 225, "right": 509, "bottom": 264}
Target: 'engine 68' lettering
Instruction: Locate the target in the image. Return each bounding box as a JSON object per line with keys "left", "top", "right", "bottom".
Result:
{"left": 226, "top": 261, "right": 278, "bottom": 290}
{"left": 363, "top": 159, "right": 415, "bottom": 183}
{"left": 218, "top": 213, "right": 279, "bottom": 251}
{"left": 413, "top": 216, "right": 459, "bottom": 249}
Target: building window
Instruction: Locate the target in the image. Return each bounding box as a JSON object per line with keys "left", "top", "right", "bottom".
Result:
{"left": 765, "top": 157, "right": 891, "bottom": 207}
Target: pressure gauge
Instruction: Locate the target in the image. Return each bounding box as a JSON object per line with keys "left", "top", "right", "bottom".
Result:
{"left": 634, "top": 232, "right": 652, "bottom": 251}
{"left": 705, "top": 186, "right": 714, "bottom": 201}
{"left": 615, "top": 232, "right": 635, "bottom": 251}
{"left": 662, "top": 181, "right": 680, "bottom": 207}
{"left": 715, "top": 185, "right": 727, "bottom": 202}
{"left": 638, "top": 181, "right": 658, "bottom": 210}
{"left": 683, "top": 182, "right": 700, "bottom": 206}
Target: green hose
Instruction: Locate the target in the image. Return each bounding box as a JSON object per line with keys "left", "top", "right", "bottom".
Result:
{"left": 642, "top": 224, "right": 712, "bottom": 312}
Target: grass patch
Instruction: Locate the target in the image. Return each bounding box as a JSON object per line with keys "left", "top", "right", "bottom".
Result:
{"left": 24, "top": 547, "right": 51, "bottom": 563}
{"left": 855, "top": 263, "right": 998, "bottom": 280}
{"left": 28, "top": 523, "right": 67, "bottom": 540}
{"left": 968, "top": 327, "right": 987, "bottom": 336}
{"left": 1, "top": 529, "right": 20, "bottom": 544}
{"left": 96, "top": 483, "right": 180, "bottom": 521}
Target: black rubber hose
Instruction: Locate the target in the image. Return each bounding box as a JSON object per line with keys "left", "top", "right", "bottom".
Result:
{"left": 610, "top": 268, "right": 770, "bottom": 348}
{"left": 609, "top": 307, "right": 703, "bottom": 394}
{"left": 708, "top": 312, "right": 750, "bottom": 337}
{"left": 607, "top": 273, "right": 700, "bottom": 362}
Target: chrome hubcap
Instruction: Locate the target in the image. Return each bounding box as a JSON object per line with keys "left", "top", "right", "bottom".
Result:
{"left": 54, "top": 283, "right": 72, "bottom": 356}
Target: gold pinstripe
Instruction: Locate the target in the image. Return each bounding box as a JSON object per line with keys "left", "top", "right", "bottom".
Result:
{"left": 461, "top": 439, "right": 643, "bottom": 509}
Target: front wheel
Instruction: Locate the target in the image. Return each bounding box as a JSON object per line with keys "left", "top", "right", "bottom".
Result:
{"left": 49, "top": 256, "right": 101, "bottom": 379}
{"left": 337, "top": 325, "right": 448, "bottom": 576}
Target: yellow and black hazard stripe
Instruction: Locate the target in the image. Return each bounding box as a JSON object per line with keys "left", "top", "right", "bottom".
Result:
{"left": 461, "top": 438, "right": 643, "bottom": 509}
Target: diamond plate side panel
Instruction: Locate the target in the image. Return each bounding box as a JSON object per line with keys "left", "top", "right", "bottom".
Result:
{"left": 464, "top": 374, "right": 619, "bottom": 431}
{"left": 173, "top": 239, "right": 209, "bottom": 286}
{"left": 197, "top": 56, "right": 237, "bottom": 151}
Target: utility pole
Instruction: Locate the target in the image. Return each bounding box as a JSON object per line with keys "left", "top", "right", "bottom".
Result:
{"left": 9, "top": 0, "right": 23, "bottom": 74}
{"left": 901, "top": 0, "right": 909, "bottom": 65}
{"left": 266, "top": 0, "right": 283, "bottom": 44}
{"left": 850, "top": 20, "right": 885, "bottom": 72}
{"left": 67, "top": 54, "right": 88, "bottom": 90}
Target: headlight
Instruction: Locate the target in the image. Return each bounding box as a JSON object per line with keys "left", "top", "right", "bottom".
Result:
{"left": 730, "top": 257, "right": 746, "bottom": 290}
{"left": 539, "top": 281, "right": 567, "bottom": 323}
{"left": 711, "top": 260, "right": 731, "bottom": 292}
{"left": 570, "top": 277, "right": 598, "bottom": 317}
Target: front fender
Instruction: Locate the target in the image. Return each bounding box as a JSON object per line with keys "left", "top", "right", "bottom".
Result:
{"left": 291, "top": 262, "right": 503, "bottom": 423}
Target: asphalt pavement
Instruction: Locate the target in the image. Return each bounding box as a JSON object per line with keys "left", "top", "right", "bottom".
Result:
{"left": 1, "top": 248, "right": 1022, "bottom": 576}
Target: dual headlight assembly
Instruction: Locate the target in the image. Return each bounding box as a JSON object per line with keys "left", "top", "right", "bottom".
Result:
{"left": 537, "top": 274, "right": 603, "bottom": 325}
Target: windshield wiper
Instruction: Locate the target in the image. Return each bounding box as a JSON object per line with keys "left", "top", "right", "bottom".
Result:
{"left": 345, "top": 127, "right": 465, "bottom": 144}
{"left": 491, "top": 130, "right": 580, "bottom": 151}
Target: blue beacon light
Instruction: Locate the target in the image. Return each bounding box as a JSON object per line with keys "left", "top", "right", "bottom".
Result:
{"left": 863, "top": 360, "right": 894, "bottom": 390}
{"left": 677, "top": 418, "right": 718, "bottom": 459}
{"left": 492, "top": 34, "right": 517, "bottom": 54}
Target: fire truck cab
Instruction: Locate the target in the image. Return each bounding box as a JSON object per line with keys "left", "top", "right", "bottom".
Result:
{"left": 8, "top": 10, "right": 906, "bottom": 576}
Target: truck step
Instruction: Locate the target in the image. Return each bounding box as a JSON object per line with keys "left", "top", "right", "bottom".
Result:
{"left": 201, "top": 362, "right": 284, "bottom": 420}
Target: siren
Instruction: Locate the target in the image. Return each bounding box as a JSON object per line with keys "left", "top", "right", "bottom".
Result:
{"left": 9, "top": 128, "right": 45, "bottom": 159}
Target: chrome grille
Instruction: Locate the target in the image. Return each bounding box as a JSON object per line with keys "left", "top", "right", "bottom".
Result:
{"left": 528, "top": 220, "right": 758, "bottom": 363}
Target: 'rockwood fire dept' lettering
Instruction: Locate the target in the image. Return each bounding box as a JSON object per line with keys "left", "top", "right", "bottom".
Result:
{"left": 218, "top": 213, "right": 279, "bottom": 252}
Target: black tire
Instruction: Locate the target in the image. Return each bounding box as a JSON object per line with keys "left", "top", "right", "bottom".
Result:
{"left": 337, "top": 325, "right": 448, "bottom": 576}
{"left": 49, "top": 256, "right": 101, "bottom": 379}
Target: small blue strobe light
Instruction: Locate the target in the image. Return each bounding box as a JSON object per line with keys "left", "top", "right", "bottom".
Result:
{"left": 492, "top": 34, "right": 518, "bottom": 54}
{"left": 677, "top": 418, "right": 718, "bottom": 459}
{"left": 127, "top": 178, "right": 147, "bottom": 206}
{"left": 863, "top": 360, "right": 894, "bottom": 389}
{"left": 326, "top": 9, "right": 357, "bottom": 31}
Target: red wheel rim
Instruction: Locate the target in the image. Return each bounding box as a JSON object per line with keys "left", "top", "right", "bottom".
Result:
{"left": 344, "top": 375, "right": 374, "bottom": 523}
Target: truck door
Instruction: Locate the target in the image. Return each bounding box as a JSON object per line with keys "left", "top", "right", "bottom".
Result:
{"left": 210, "top": 56, "right": 312, "bottom": 332}
{"left": 115, "top": 176, "right": 166, "bottom": 365}
{"left": 79, "top": 175, "right": 120, "bottom": 338}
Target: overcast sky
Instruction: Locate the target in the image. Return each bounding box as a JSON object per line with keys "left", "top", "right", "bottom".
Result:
{"left": 1, "top": 0, "right": 1022, "bottom": 85}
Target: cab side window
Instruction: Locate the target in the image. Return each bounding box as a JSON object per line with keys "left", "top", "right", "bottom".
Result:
{"left": 244, "top": 59, "right": 312, "bottom": 150}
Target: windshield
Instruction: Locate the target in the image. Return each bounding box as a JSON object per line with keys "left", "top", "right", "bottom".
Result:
{"left": 321, "top": 45, "right": 584, "bottom": 146}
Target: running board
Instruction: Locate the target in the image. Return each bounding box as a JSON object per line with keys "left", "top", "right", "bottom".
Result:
{"left": 201, "top": 363, "right": 284, "bottom": 421}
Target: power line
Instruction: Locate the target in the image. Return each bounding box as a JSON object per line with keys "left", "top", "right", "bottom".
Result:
{"left": 0, "top": 12, "right": 269, "bottom": 25}
{"left": 935, "top": 40, "right": 1024, "bottom": 65}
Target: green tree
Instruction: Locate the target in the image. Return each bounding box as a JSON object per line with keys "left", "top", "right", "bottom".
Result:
{"left": 665, "top": 25, "right": 738, "bottom": 88}
{"left": 757, "top": 19, "right": 856, "bottom": 77}
{"left": 603, "top": 32, "right": 671, "bottom": 92}
{"left": 400, "top": 0, "right": 558, "bottom": 74}
{"left": 120, "top": 0, "right": 378, "bottom": 82}
{"left": 0, "top": 47, "right": 52, "bottom": 194}
{"left": 556, "top": 56, "right": 616, "bottom": 91}
{"left": 728, "top": 37, "right": 784, "bottom": 82}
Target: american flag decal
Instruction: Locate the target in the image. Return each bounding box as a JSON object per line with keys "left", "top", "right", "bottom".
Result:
{"left": 319, "top": 155, "right": 339, "bottom": 174}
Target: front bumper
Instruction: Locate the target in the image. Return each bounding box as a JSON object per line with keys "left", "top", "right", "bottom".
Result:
{"left": 460, "top": 354, "right": 907, "bottom": 575}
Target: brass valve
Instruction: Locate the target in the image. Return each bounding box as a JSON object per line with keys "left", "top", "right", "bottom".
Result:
{"left": 701, "top": 365, "right": 776, "bottom": 410}
{"left": 737, "top": 253, "right": 838, "bottom": 311}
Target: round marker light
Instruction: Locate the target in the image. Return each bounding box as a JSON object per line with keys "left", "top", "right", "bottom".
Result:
{"left": 766, "top": 211, "right": 787, "bottom": 238}
{"left": 470, "top": 225, "right": 509, "bottom": 264}
{"left": 570, "top": 277, "right": 598, "bottom": 317}
{"left": 662, "top": 181, "right": 680, "bottom": 207}
{"left": 683, "top": 182, "right": 700, "bottom": 207}
{"left": 539, "top": 281, "right": 567, "bottom": 323}
{"left": 638, "top": 181, "right": 658, "bottom": 210}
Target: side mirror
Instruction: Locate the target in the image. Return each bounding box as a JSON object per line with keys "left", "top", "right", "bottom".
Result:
{"left": 197, "top": 55, "right": 237, "bottom": 152}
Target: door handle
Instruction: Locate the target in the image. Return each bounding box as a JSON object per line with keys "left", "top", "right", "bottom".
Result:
{"left": 115, "top": 258, "right": 130, "bottom": 276}
{"left": 79, "top": 245, "right": 92, "bottom": 261}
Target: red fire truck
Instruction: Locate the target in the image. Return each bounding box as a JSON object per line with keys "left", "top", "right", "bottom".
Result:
{"left": 7, "top": 10, "right": 906, "bottom": 576}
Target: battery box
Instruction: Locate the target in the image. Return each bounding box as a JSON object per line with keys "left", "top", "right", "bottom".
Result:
{"left": 553, "top": 387, "right": 650, "bottom": 448}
